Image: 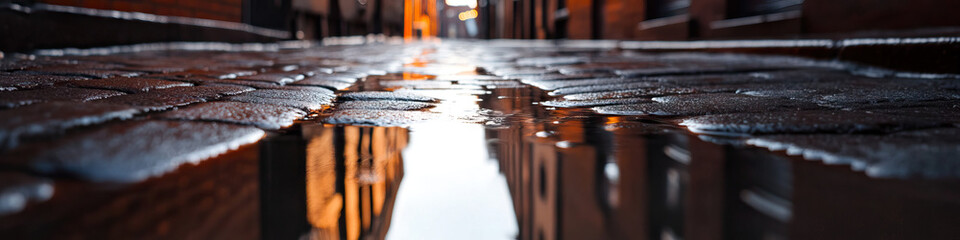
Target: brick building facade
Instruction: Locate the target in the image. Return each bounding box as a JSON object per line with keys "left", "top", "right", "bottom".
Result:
{"left": 39, "top": 0, "right": 244, "bottom": 22}
{"left": 479, "top": 0, "right": 960, "bottom": 40}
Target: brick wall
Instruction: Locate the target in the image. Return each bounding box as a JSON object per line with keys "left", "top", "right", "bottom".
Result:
{"left": 38, "top": 0, "right": 244, "bottom": 22}
{"left": 565, "top": 0, "right": 592, "bottom": 39}
{"left": 601, "top": 0, "right": 645, "bottom": 39}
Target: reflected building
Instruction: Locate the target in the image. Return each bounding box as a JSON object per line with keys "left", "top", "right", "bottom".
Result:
{"left": 482, "top": 87, "right": 960, "bottom": 240}
{"left": 261, "top": 124, "right": 408, "bottom": 240}
{"left": 0, "top": 114, "right": 410, "bottom": 240}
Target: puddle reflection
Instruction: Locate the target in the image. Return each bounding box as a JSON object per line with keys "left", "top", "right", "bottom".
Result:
{"left": 259, "top": 68, "right": 960, "bottom": 240}
{"left": 261, "top": 124, "right": 407, "bottom": 240}
{"left": 481, "top": 84, "right": 960, "bottom": 240}
{"left": 388, "top": 122, "right": 518, "bottom": 240}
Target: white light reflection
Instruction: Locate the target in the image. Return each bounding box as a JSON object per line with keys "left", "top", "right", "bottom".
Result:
{"left": 387, "top": 122, "right": 518, "bottom": 240}
{"left": 445, "top": 0, "right": 478, "bottom": 8}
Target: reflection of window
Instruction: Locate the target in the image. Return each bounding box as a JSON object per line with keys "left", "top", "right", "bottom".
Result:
{"left": 727, "top": 0, "right": 803, "bottom": 18}
{"left": 554, "top": 0, "right": 568, "bottom": 38}
{"left": 646, "top": 0, "right": 690, "bottom": 20}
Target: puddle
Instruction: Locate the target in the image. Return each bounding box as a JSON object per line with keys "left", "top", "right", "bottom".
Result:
{"left": 260, "top": 124, "right": 408, "bottom": 240}
{"left": 250, "top": 63, "right": 960, "bottom": 240}
{"left": 254, "top": 50, "right": 960, "bottom": 240}
{"left": 388, "top": 122, "right": 518, "bottom": 239}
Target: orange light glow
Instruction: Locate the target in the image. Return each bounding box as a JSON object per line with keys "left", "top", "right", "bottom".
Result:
{"left": 305, "top": 125, "right": 408, "bottom": 239}
{"left": 404, "top": 0, "right": 439, "bottom": 41}
{"left": 458, "top": 9, "right": 478, "bottom": 21}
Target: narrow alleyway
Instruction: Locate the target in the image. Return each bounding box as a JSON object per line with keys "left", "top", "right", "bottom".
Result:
{"left": 1, "top": 40, "right": 959, "bottom": 239}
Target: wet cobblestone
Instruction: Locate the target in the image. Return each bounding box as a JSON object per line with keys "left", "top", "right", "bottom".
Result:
{"left": 0, "top": 72, "right": 87, "bottom": 91}
{"left": 0, "top": 87, "right": 126, "bottom": 108}
{"left": 5, "top": 120, "right": 264, "bottom": 182}
{"left": 0, "top": 102, "right": 140, "bottom": 149}
{"left": 159, "top": 101, "right": 306, "bottom": 130}
{"left": 0, "top": 40, "right": 958, "bottom": 220}
{"left": 65, "top": 77, "right": 192, "bottom": 93}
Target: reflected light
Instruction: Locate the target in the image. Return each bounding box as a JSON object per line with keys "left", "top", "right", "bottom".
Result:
{"left": 404, "top": 0, "right": 438, "bottom": 41}
{"left": 445, "top": 0, "right": 477, "bottom": 8}
{"left": 305, "top": 125, "right": 409, "bottom": 240}
{"left": 458, "top": 9, "right": 478, "bottom": 21}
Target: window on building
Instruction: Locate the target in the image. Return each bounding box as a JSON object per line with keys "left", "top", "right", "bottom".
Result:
{"left": 646, "top": 0, "right": 690, "bottom": 20}
{"left": 727, "top": 0, "right": 803, "bottom": 18}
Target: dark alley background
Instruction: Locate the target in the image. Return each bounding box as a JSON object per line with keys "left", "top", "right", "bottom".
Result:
{"left": 4, "top": 0, "right": 960, "bottom": 52}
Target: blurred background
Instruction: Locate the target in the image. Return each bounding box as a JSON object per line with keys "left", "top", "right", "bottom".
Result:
{"left": 3, "top": 0, "right": 960, "bottom": 51}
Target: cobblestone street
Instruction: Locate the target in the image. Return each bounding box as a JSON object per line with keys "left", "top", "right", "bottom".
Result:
{"left": 1, "top": 39, "right": 960, "bottom": 239}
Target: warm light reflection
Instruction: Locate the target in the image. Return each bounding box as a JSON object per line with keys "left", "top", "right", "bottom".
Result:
{"left": 305, "top": 125, "right": 408, "bottom": 240}
{"left": 444, "top": 0, "right": 477, "bottom": 8}
{"left": 404, "top": 0, "right": 439, "bottom": 41}
{"left": 404, "top": 48, "right": 436, "bottom": 68}
{"left": 306, "top": 128, "right": 341, "bottom": 239}
{"left": 458, "top": 9, "right": 478, "bottom": 21}
{"left": 605, "top": 116, "right": 624, "bottom": 125}
{"left": 400, "top": 72, "right": 435, "bottom": 81}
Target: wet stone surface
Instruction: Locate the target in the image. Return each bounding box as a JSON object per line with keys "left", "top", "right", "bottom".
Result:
{"left": 289, "top": 77, "right": 355, "bottom": 90}
{"left": 335, "top": 100, "right": 435, "bottom": 111}
{"left": 237, "top": 72, "right": 305, "bottom": 85}
{"left": 594, "top": 93, "right": 821, "bottom": 116}
{"left": 225, "top": 87, "right": 334, "bottom": 111}
{"left": 93, "top": 91, "right": 204, "bottom": 111}
{"left": 560, "top": 87, "right": 699, "bottom": 100}
{"left": 160, "top": 101, "right": 306, "bottom": 129}
{"left": 0, "top": 40, "right": 959, "bottom": 236}
{"left": 151, "top": 75, "right": 284, "bottom": 89}
{"left": 0, "top": 102, "right": 140, "bottom": 149}
{"left": 0, "top": 44, "right": 950, "bottom": 166}
{"left": 0, "top": 72, "right": 88, "bottom": 91}
{"left": 547, "top": 81, "right": 668, "bottom": 96}
{"left": 680, "top": 109, "right": 947, "bottom": 135}
{"left": 22, "top": 66, "right": 142, "bottom": 79}
{"left": 747, "top": 128, "right": 960, "bottom": 178}
{"left": 64, "top": 77, "right": 193, "bottom": 93}
{"left": 0, "top": 87, "right": 126, "bottom": 108}
{"left": 338, "top": 91, "right": 440, "bottom": 103}
{"left": 540, "top": 97, "right": 652, "bottom": 108}
{"left": 5, "top": 120, "right": 264, "bottom": 182}
{"left": 322, "top": 109, "right": 437, "bottom": 126}
{"left": 240, "top": 87, "right": 335, "bottom": 104}
{"left": 0, "top": 173, "right": 53, "bottom": 216}
{"left": 523, "top": 77, "right": 644, "bottom": 90}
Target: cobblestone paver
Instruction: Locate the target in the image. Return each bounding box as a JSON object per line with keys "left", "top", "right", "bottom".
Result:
{"left": 0, "top": 40, "right": 959, "bottom": 217}
{"left": 7, "top": 120, "right": 264, "bottom": 182}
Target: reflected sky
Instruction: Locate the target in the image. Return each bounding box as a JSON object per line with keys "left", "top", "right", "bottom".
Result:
{"left": 387, "top": 121, "right": 518, "bottom": 240}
